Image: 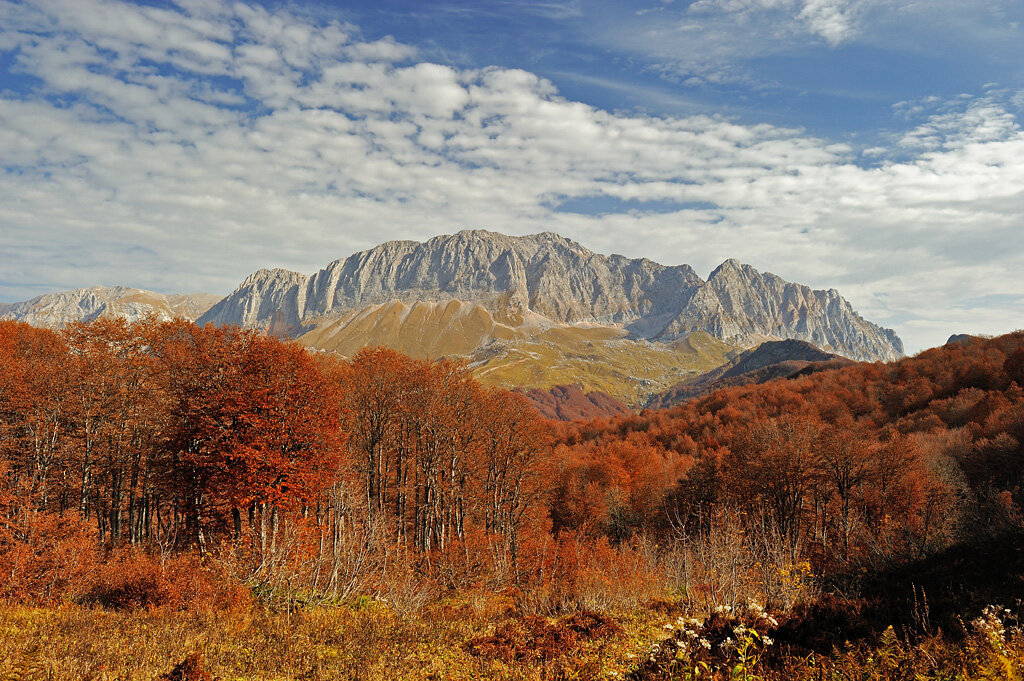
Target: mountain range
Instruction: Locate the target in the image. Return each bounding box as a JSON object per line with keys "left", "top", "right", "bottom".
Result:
{"left": 1, "top": 230, "right": 902, "bottom": 405}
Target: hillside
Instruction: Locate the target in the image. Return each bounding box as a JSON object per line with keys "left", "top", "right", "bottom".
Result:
{"left": 646, "top": 338, "right": 852, "bottom": 408}
{"left": 552, "top": 331, "right": 1024, "bottom": 556}
{"left": 469, "top": 328, "right": 735, "bottom": 406}
{"left": 518, "top": 384, "right": 632, "bottom": 421}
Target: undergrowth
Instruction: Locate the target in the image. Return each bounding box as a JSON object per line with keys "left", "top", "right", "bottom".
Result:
{"left": 1, "top": 597, "right": 1021, "bottom": 681}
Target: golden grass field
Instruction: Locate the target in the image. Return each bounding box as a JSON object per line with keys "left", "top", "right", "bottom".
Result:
{"left": 3, "top": 599, "right": 1023, "bottom": 681}
{"left": 0, "top": 600, "right": 664, "bottom": 681}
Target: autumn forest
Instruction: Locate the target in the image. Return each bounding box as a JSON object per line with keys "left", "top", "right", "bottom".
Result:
{"left": 2, "top": 318, "right": 1023, "bottom": 679}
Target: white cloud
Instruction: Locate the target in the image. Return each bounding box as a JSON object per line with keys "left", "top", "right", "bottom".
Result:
{"left": 344, "top": 36, "right": 417, "bottom": 63}
{"left": 592, "top": 0, "right": 1024, "bottom": 86}
{"left": 0, "top": 0, "right": 1021, "bottom": 353}
{"left": 897, "top": 94, "right": 1019, "bottom": 151}
{"left": 797, "top": 0, "right": 862, "bottom": 45}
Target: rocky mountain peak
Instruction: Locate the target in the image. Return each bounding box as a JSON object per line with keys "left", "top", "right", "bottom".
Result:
{"left": 197, "top": 231, "right": 902, "bottom": 362}
{"left": 709, "top": 258, "right": 744, "bottom": 276}
{"left": 240, "top": 268, "right": 307, "bottom": 289}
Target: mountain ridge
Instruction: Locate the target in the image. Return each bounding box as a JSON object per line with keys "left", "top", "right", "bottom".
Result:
{"left": 198, "top": 229, "right": 903, "bottom": 362}
{"left": 0, "top": 286, "right": 220, "bottom": 328}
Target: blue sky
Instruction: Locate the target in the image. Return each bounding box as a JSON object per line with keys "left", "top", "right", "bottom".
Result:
{"left": 0, "top": 0, "right": 1022, "bottom": 352}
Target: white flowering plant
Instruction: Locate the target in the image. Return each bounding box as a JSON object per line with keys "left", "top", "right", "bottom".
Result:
{"left": 631, "top": 601, "right": 781, "bottom": 680}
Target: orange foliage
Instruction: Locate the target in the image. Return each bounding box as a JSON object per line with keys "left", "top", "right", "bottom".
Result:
{"left": 553, "top": 332, "right": 1024, "bottom": 569}
{"left": 86, "top": 549, "right": 251, "bottom": 612}
{"left": 0, "top": 510, "right": 98, "bottom": 605}
{"left": 1, "top": 317, "right": 1021, "bottom": 612}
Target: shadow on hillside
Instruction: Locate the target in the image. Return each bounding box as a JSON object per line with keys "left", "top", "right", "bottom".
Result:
{"left": 774, "top": 531, "right": 1024, "bottom": 656}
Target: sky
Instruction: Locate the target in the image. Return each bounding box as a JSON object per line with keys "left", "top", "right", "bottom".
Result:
{"left": 0, "top": 0, "right": 1022, "bottom": 353}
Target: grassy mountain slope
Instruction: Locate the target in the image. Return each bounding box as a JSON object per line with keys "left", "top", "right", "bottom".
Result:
{"left": 296, "top": 300, "right": 736, "bottom": 406}
{"left": 470, "top": 329, "right": 735, "bottom": 407}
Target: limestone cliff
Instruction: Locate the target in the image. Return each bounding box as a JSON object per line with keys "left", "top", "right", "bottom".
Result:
{"left": 199, "top": 230, "right": 903, "bottom": 361}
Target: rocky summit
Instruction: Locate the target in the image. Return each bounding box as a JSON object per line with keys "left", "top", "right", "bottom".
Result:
{"left": 199, "top": 230, "right": 903, "bottom": 362}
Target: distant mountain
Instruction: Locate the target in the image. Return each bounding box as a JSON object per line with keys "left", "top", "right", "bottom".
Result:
{"left": 646, "top": 339, "right": 853, "bottom": 409}
{"left": 200, "top": 230, "right": 903, "bottom": 362}
{"left": 0, "top": 287, "right": 220, "bottom": 328}
{"left": 199, "top": 230, "right": 705, "bottom": 334}
{"left": 518, "top": 385, "right": 632, "bottom": 422}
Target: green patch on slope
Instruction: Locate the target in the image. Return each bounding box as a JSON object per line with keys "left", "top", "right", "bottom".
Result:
{"left": 470, "top": 330, "right": 735, "bottom": 408}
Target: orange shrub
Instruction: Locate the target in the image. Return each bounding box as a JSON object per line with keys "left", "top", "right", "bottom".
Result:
{"left": 0, "top": 511, "right": 100, "bottom": 604}
{"left": 85, "top": 549, "right": 251, "bottom": 613}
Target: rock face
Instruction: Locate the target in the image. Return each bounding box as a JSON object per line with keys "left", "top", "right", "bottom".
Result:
{"left": 200, "top": 230, "right": 903, "bottom": 361}
{"left": 1, "top": 286, "right": 220, "bottom": 328}
{"left": 197, "top": 269, "right": 309, "bottom": 337}
{"left": 666, "top": 260, "right": 903, "bottom": 361}
{"left": 201, "top": 231, "right": 704, "bottom": 332}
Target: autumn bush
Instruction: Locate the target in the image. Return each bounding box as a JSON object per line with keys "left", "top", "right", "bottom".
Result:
{"left": 466, "top": 609, "right": 622, "bottom": 664}
{"left": 85, "top": 549, "right": 251, "bottom": 613}
{"left": 0, "top": 511, "right": 99, "bottom": 605}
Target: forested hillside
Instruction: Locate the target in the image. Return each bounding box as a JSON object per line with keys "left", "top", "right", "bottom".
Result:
{"left": 1, "top": 319, "right": 1022, "bottom": 680}
{"left": 552, "top": 332, "right": 1024, "bottom": 569}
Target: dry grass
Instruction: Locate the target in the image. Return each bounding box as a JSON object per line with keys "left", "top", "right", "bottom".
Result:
{"left": 471, "top": 329, "right": 734, "bottom": 407}
{"left": 3, "top": 596, "right": 1020, "bottom": 681}
{"left": 299, "top": 299, "right": 736, "bottom": 407}
{"left": 0, "top": 599, "right": 656, "bottom": 681}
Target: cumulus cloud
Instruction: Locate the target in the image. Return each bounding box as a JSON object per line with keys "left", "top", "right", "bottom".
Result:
{"left": 0, "top": 0, "right": 1021, "bottom": 352}
{"left": 796, "top": 0, "right": 862, "bottom": 44}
